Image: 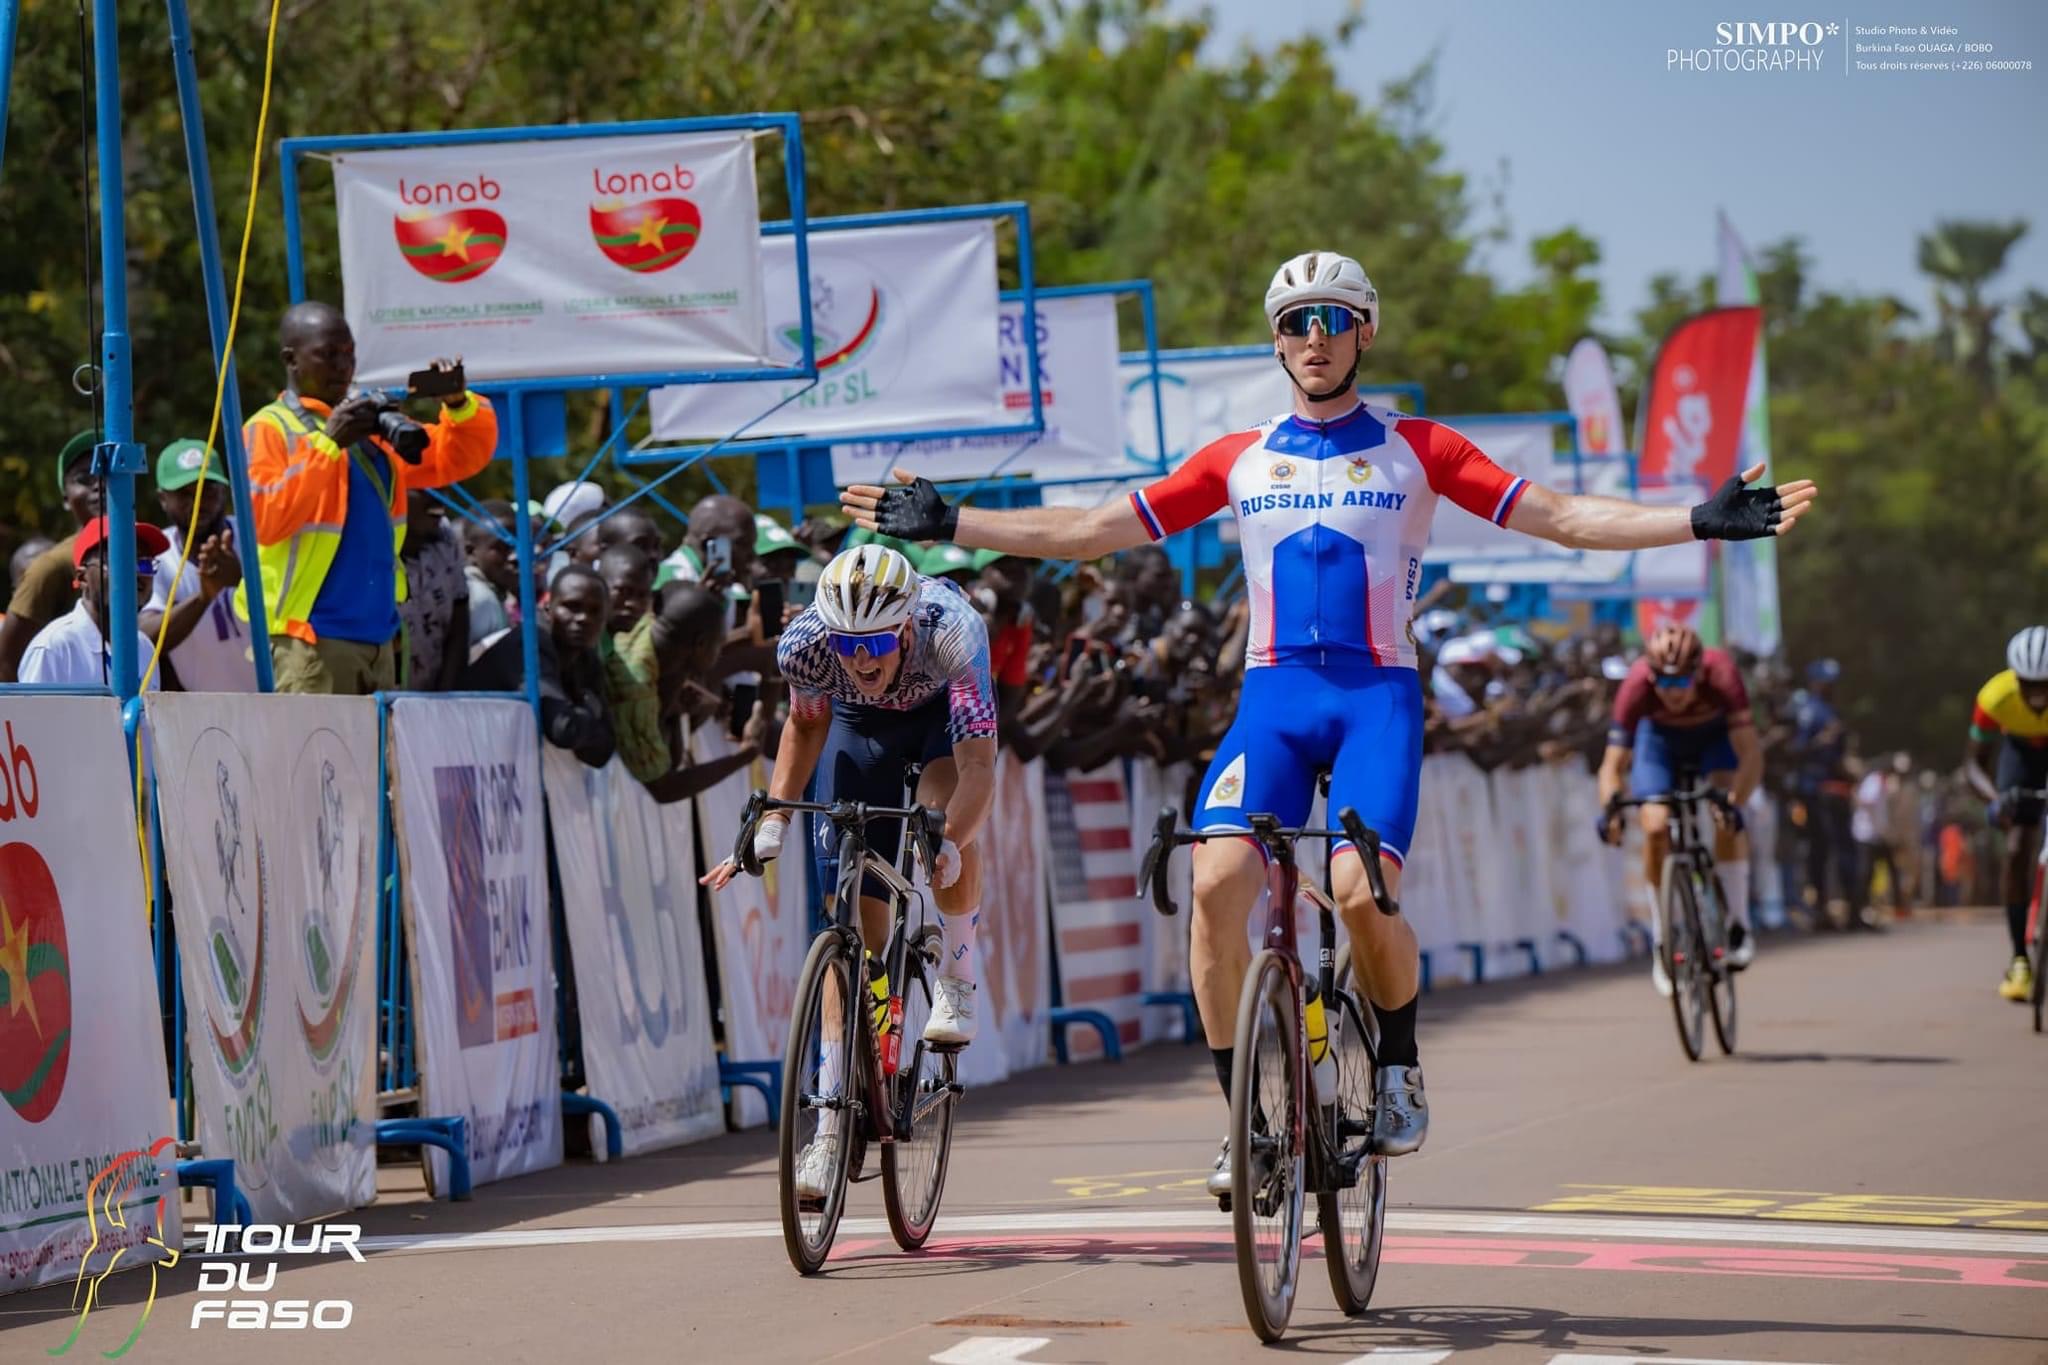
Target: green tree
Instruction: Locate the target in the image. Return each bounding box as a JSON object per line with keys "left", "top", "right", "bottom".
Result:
{"left": 1915, "top": 217, "right": 2028, "bottom": 386}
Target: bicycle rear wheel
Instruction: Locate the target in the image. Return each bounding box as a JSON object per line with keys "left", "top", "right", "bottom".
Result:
{"left": 1698, "top": 865, "right": 1739, "bottom": 1055}
{"left": 778, "top": 931, "right": 860, "bottom": 1275}
{"left": 1660, "top": 858, "right": 1707, "bottom": 1061}
{"left": 1230, "top": 949, "right": 1304, "bottom": 1343}
{"left": 1316, "top": 986, "right": 1387, "bottom": 1315}
{"left": 2029, "top": 898, "right": 2046, "bottom": 1036}
{"left": 883, "top": 925, "right": 957, "bottom": 1249}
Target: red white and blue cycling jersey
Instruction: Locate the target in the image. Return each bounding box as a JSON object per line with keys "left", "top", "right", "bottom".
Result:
{"left": 1130, "top": 403, "right": 1529, "bottom": 671}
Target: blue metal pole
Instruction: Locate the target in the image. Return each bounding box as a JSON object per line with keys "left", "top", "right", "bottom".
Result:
{"left": 280, "top": 143, "right": 307, "bottom": 304}
{"left": 92, "top": 0, "right": 138, "bottom": 701}
{"left": 507, "top": 410, "right": 543, "bottom": 727}
{"left": 165, "top": 0, "right": 274, "bottom": 690}
{"left": 0, "top": 0, "right": 20, "bottom": 187}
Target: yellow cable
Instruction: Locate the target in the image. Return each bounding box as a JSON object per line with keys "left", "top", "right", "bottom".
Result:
{"left": 133, "top": 0, "right": 286, "bottom": 922}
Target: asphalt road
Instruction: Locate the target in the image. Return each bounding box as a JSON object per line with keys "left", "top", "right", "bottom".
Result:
{"left": 6, "top": 912, "right": 2044, "bottom": 1364}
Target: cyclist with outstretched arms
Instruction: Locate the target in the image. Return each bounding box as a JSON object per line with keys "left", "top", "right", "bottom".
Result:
{"left": 702, "top": 544, "right": 998, "bottom": 1194}
{"left": 1595, "top": 624, "right": 1764, "bottom": 988}
{"left": 844, "top": 251, "right": 1817, "bottom": 1192}
{"left": 1964, "top": 626, "right": 2048, "bottom": 1000}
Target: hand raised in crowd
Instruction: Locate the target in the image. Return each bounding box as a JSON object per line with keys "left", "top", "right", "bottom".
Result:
{"left": 324, "top": 394, "right": 382, "bottom": 447}
{"left": 195, "top": 535, "right": 241, "bottom": 598}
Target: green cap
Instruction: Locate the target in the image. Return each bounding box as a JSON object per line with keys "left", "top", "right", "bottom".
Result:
{"left": 755, "top": 513, "right": 802, "bottom": 557}
{"left": 920, "top": 543, "right": 976, "bottom": 576}
{"left": 971, "top": 547, "right": 1034, "bottom": 571}
{"left": 56, "top": 430, "right": 96, "bottom": 493}
{"left": 155, "top": 439, "right": 230, "bottom": 492}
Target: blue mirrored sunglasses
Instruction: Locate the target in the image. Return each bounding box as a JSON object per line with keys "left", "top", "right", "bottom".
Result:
{"left": 1276, "top": 304, "right": 1360, "bottom": 337}
{"left": 1653, "top": 672, "right": 1696, "bottom": 690}
{"left": 829, "top": 629, "right": 901, "bottom": 659}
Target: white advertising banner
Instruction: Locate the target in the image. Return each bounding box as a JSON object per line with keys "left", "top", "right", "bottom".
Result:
{"left": 1422, "top": 420, "right": 1578, "bottom": 565}
{"left": 147, "top": 693, "right": 379, "bottom": 1224}
{"left": 980, "top": 753, "right": 1054, "bottom": 1073}
{"left": 389, "top": 698, "right": 561, "bottom": 1191}
{"left": 1, "top": 698, "right": 179, "bottom": 1294}
{"left": 334, "top": 131, "right": 769, "bottom": 384}
{"left": 832, "top": 292, "right": 1125, "bottom": 484}
{"left": 1120, "top": 352, "right": 1288, "bottom": 471}
{"left": 692, "top": 729, "right": 807, "bottom": 1127}
{"left": 652, "top": 218, "right": 1004, "bottom": 443}
{"left": 543, "top": 749, "right": 722, "bottom": 1158}
{"left": 1563, "top": 337, "right": 1626, "bottom": 457}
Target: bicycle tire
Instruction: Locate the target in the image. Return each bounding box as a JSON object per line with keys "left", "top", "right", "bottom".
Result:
{"left": 2029, "top": 900, "right": 2046, "bottom": 1036}
{"left": 883, "top": 926, "right": 957, "bottom": 1249}
{"left": 1230, "top": 949, "right": 1304, "bottom": 1343}
{"left": 1317, "top": 986, "right": 1387, "bottom": 1315}
{"left": 778, "top": 931, "right": 860, "bottom": 1275}
{"left": 1699, "top": 865, "right": 1739, "bottom": 1055}
{"left": 1659, "top": 857, "right": 1707, "bottom": 1062}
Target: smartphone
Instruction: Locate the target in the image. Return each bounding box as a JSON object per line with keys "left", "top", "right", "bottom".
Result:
{"left": 406, "top": 363, "right": 466, "bottom": 399}
{"left": 755, "top": 579, "right": 786, "bottom": 640}
{"left": 703, "top": 536, "right": 734, "bottom": 581}
{"left": 726, "top": 682, "right": 758, "bottom": 740}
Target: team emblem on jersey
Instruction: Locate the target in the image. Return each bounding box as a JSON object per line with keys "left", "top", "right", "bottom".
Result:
{"left": 1268, "top": 460, "right": 1296, "bottom": 483}
{"left": 1210, "top": 753, "right": 1247, "bottom": 807}
{"left": 1345, "top": 457, "right": 1373, "bottom": 485}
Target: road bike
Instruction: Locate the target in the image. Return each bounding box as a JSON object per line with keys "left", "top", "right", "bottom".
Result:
{"left": 1612, "top": 772, "right": 1743, "bottom": 1060}
{"left": 1139, "top": 802, "right": 1395, "bottom": 1342}
{"left": 732, "top": 780, "right": 962, "bottom": 1274}
{"left": 2000, "top": 785, "right": 2048, "bottom": 1033}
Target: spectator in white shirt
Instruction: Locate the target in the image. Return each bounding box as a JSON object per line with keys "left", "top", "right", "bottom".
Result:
{"left": 138, "top": 439, "right": 255, "bottom": 692}
{"left": 19, "top": 517, "right": 170, "bottom": 689}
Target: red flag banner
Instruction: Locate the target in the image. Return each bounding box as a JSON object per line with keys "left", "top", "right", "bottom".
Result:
{"left": 1637, "top": 306, "right": 1762, "bottom": 489}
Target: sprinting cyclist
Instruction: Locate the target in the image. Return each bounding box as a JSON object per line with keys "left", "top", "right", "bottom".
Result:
{"left": 1963, "top": 625, "right": 2048, "bottom": 1000}
{"left": 702, "top": 543, "right": 998, "bottom": 1194}
{"left": 1595, "top": 623, "right": 1764, "bottom": 988}
{"left": 843, "top": 249, "right": 1817, "bottom": 1196}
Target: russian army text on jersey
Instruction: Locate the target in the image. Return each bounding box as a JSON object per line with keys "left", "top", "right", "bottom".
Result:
{"left": 1130, "top": 403, "right": 1529, "bottom": 670}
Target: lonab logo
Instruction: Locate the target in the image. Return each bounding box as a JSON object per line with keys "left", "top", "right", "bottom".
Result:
{"left": 392, "top": 175, "right": 507, "bottom": 283}
{"left": 590, "top": 165, "right": 703, "bottom": 273}
{"left": 0, "top": 726, "right": 66, "bottom": 1127}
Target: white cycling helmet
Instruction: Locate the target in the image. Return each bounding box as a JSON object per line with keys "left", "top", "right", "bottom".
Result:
{"left": 816, "top": 543, "right": 919, "bottom": 633}
{"left": 1264, "top": 250, "right": 1380, "bottom": 332}
{"left": 2009, "top": 624, "right": 2048, "bottom": 682}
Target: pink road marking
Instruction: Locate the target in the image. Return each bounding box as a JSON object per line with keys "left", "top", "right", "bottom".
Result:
{"left": 827, "top": 1231, "right": 2046, "bottom": 1290}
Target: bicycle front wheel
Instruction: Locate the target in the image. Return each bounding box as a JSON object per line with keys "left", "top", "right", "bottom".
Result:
{"left": 778, "top": 931, "right": 860, "bottom": 1275}
{"left": 1317, "top": 985, "right": 1387, "bottom": 1315}
{"left": 2029, "top": 898, "right": 2046, "bottom": 1036}
{"left": 1660, "top": 858, "right": 1707, "bottom": 1061}
{"left": 1699, "top": 865, "right": 1739, "bottom": 1055}
{"left": 883, "top": 926, "right": 957, "bottom": 1249}
{"left": 1230, "top": 949, "right": 1304, "bottom": 1343}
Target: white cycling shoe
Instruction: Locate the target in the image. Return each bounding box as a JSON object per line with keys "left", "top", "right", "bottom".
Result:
{"left": 1727, "top": 920, "right": 1756, "bottom": 970}
{"left": 923, "top": 977, "right": 978, "bottom": 1046}
{"left": 1651, "top": 955, "right": 1674, "bottom": 998}
{"left": 794, "top": 1135, "right": 840, "bottom": 1201}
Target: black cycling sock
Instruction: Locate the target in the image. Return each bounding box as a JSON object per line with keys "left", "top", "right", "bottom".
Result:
{"left": 1210, "top": 1047, "right": 1234, "bottom": 1099}
{"left": 1373, "top": 995, "right": 1420, "bottom": 1068}
{"left": 2008, "top": 902, "right": 2029, "bottom": 958}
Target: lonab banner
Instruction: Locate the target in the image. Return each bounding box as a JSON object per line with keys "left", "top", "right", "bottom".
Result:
{"left": 148, "top": 694, "right": 379, "bottom": 1225}
{"left": 651, "top": 218, "right": 1004, "bottom": 444}
{"left": 333, "top": 131, "right": 769, "bottom": 384}
{"left": 0, "top": 698, "right": 178, "bottom": 1293}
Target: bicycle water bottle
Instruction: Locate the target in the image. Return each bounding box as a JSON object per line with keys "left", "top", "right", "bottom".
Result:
{"left": 1304, "top": 984, "right": 1337, "bottom": 1103}
{"left": 868, "top": 954, "right": 891, "bottom": 1037}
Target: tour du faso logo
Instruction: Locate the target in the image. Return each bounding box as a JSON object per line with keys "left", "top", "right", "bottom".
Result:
{"left": 1670, "top": 20, "right": 1839, "bottom": 71}
{"left": 392, "top": 174, "right": 506, "bottom": 283}
{"left": 589, "top": 161, "right": 703, "bottom": 273}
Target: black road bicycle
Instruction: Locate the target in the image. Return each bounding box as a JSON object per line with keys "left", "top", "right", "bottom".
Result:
{"left": 732, "top": 781, "right": 962, "bottom": 1274}
{"left": 1611, "top": 772, "right": 1744, "bottom": 1060}
{"left": 1140, "top": 803, "right": 1395, "bottom": 1342}
{"left": 2002, "top": 786, "right": 2048, "bottom": 1033}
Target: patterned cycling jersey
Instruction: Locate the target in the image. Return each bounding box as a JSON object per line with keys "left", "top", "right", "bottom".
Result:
{"left": 778, "top": 576, "right": 998, "bottom": 745}
{"left": 1130, "top": 403, "right": 1529, "bottom": 670}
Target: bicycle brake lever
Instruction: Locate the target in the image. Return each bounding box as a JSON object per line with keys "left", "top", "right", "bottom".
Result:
{"left": 1337, "top": 806, "right": 1401, "bottom": 917}
{"left": 736, "top": 789, "right": 767, "bottom": 876}
{"left": 1139, "top": 805, "right": 1180, "bottom": 916}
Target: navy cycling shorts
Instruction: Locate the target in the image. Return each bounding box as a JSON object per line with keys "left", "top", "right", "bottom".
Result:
{"left": 1192, "top": 663, "right": 1424, "bottom": 865}
{"left": 1628, "top": 717, "right": 1738, "bottom": 798}
{"left": 812, "top": 693, "right": 952, "bottom": 903}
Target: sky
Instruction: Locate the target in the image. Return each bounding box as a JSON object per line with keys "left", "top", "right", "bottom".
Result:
{"left": 1175, "top": 0, "right": 2048, "bottom": 329}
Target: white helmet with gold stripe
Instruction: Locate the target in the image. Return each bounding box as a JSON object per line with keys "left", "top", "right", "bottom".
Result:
{"left": 817, "top": 544, "right": 919, "bottom": 633}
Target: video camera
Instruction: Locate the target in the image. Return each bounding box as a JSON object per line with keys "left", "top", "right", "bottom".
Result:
{"left": 358, "top": 363, "right": 466, "bottom": 464}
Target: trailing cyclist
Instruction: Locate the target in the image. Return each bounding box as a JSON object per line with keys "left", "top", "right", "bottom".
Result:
{"left": 843, "top": 249, "right": 1819, "bottom": 1195}
{"left": 1963, "top": 625, "right": 2048, "bottom": 1001}
{"left": 702, "top": 543, "right": 998, "bottom": 1194}
{"left": 1595, "top": 623, "right": 1765, "bottom": 988}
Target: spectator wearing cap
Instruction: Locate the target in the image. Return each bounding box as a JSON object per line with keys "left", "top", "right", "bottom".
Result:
{"left": 240, "top": 300, "right": 496, "bottom": 695}
{"left": 754, "top": 513, "right": 811, "bottom": 586}
{"left": 397, "top": 491, "right": 469, "bottom": 691}
{"left": 139, "top": 439, "right": 254, "bottom": 693}
{"left": 19, "top": 517, "right": 170, "bottom": 688}
{"left": 463, "top": 563, "right": 615, "bottom": 768}
{"left": 0, "top": 431, "right": 104, "bottom": 681}
{"left": 541, "top": 480, "right": 607, "bottom": 541}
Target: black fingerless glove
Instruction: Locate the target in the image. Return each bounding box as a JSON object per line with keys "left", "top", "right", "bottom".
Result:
{"left": 876, "top": 476, "right": 959, "bottom": 542}
{"left": 1690, "top": 473, "right": 1781, "bottom": 541}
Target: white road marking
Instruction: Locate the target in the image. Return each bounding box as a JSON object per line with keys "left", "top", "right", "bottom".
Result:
{"left": 1342, "top": 1350, "right": 1455, "bottom": 1364}
{"left": 1547, "top": 1357, "right": 1839, "bottom": 1365}
{"left": 930, "top": 1337, "right": 1057, "bottom": 1364}
{"left": 294, "top": 1207, "right": 2048, "bottom": 1260}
